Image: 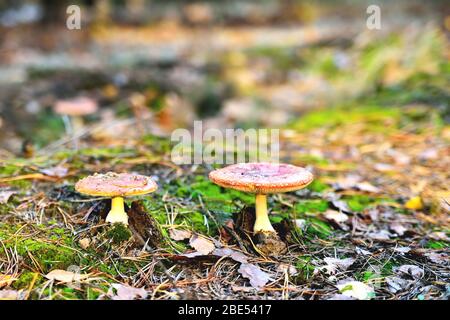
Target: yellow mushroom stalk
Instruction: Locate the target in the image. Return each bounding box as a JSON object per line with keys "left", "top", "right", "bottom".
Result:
{"left": 106, "top": 196, "right": 128, "bottom": 225}
{"left": 254, "top": 194, "right": 275, "bottom": 233}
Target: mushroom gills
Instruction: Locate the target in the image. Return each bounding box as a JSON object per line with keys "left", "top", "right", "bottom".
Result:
{"left": 254, "top": 194, "right": 275, "bottom": 233}
{"left": 106, "top": 196, "right": 129, "bottom": 225}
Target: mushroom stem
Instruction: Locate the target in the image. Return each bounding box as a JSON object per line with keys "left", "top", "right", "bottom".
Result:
{"left": 106, "top": 196, "right": 128, "bottom": 225}
{"left": 71, "top": 116, "right": 85, "bottom": 150}
{"left": 254, "top": 194, "right": 275, "bottom": 233}
{"left": 72, "top": 116, "right": 84, "bottom": 134}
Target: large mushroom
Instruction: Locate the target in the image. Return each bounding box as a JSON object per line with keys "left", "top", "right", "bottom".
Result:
{"left": 75, "top": 172, "right": 157, "bottom": 225}
{"left": 209, "top": 162, "right": 313, "bottom": 235}
{"left": 54, "top": 96, "right": 98, "bottom": 148}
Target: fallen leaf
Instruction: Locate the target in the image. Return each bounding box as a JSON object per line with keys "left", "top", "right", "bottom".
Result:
{"left": 40, "top": 166, "right": 68, "bottom": 178}
{"left": 110, "top": 284, "right": 148, "bottom": 300}
{"left": 331, "top": 200, "right": 352, "bottom": 213}
{"left": 405, "top": 196, "right": 423, "bottom": 210}
{"left": 333, "top": 175, "right": 380, "bottom": 193}
{"left": 374, "top": 163, "right": 395, "bottom": 172}
{"left": 189, "top": 234, "right": 215, "bottom": 255}
{"left": 355, "top": 247, "right": 371, "bottom": 256}
{"left": 322, "top": 257, "right": 355, "bottom": 274}
{"left": 336, "top": 280, "right": 375, "bottom": 300}
{"left": 169, "top": 228, "right": 192, "bottom": 241}
{"left": 428, "top": 232, "right": 449, "bottom": 242}
{"left": 238, "top": 263, "right": 272, "bottom": 289}
{"left": 386, "top": 276, "right": 411, "bottom": 293}
{"left": 180, "top": 251, "right": 205, "bottom": 258}
{"left": 389, "top": 222, "right": 408, "bottom": 236}
{"left": 323, "top": 210, "right": 349, "bottom": 223}
{"left": 45, "top": 269, "right": 90, "bottom": 283}
{"left": 79, "top": 238, "right": 90, "bottom": 249}
{"left": 355, "top": 182, "right": 381, "bottom": 193}
{"left": 419, "top": 148, "right": 438, "bottom": 160}
{"left": 213, "top": 248, "right": 248, "bottom": 263}
{"left": 424, "top": 252, "right": 448, "bottom": 265}
{"left": 394, "top": 246, "right": 411, "bottom": 254}
{"left": 0, "top": 289, "right": 21, "bottom": 300}
{"left": 277, "top": 263, "right": 298, "bottom": 276}
{"left": 0, "top": 191, "right": 15, "bottom": 204}
{"left": 395, "top": 265, "right": 424, "bottom": 279}
{"left": 294, "top": 219, "right": 307, "bottom": 230}
{"left": 367, "top": 230, "right": 392, "bottom": 240}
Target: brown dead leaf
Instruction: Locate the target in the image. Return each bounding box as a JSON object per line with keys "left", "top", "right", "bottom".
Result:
{"left": 40, "top": 166, "right": 68, "bottom": 178}
{"left": 0, "top": 289, "right": 21, "bottom": 300}
{"left": 323, "top": 210, "right": 349, "bottom": 223}
{"left": 424, "top": 252, "right": 448, "bottom": 265}
{"left": 79, "top": 238, "right": 90, "bottom": 249}
{"left": 386, "top": 276, "right": 412, "bottom": 293}
{"left": 189, "top": 234, "right": 215, "bottom": 255}
{"left": 389, "top": 222, "right": 408, "bottom": 236}
{"left": 169, "top": 228, "right": 192, "bottom": 241}
{"left": 238, "top": 263, "right": 272, "bottom": 289}
{"left": 321, "top": 257, "right": 355, "bottom": 274}
{"left": 334, "top": 175, "right": 380, "bottom": 193}
{"left": 336, "top": 280, "right": 375, "bottom": 300}
{"left": 332, "top": 200, "right": 352, "bottom": 213}
{"left": 0, "top": 190, "right": 15, "bottom": 204}
{"left": 45, "top": 269, "right": 90, "bottom": 283}
{"left": 109, "top": 284, "right": 148, "bottom": 300}
{"left": 395, "top": 265, "right": 424, "bottom": 279}
{"left": 213, "top": 248, "right": 248, "bottom": 264}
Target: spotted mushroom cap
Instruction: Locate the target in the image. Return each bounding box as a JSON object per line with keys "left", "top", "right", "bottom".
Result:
{"left": 75, "top": 172, "right": 157, "bottom": 197}
{"left": 54, "top": 97, "right": 98, "bottom": 116}
{"left": 209, "top": 162, "right": 313, "bottom": 194}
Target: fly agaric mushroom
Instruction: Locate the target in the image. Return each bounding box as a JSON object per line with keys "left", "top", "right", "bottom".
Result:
{"left": 54, "top": 96, "right": 98, "bottom": 148}
{"left": 209, "top": 162, "right": 313, "bottom": 234}
{"left": 75, "top": 172, "right": 157, "bottom": 225}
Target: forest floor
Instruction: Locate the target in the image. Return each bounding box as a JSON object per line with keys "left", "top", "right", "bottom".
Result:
{"left": 0, "top": 5, "right": 449, "bottom": 300}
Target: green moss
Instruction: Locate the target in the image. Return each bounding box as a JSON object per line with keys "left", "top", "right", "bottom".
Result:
{"left": 306, "top": 180, "right": 330, "bottom": 192}
{"left": 305, "top": 218, "right": 333, "bottom": 238}
{"left": 289, "top": 105, "right": 401, "bottom": 132}
{"left": 16, "top": 239, "right": 78, "bottom": 271}
{"left": 0, "top": 223, "right": 79, "bottom": 273}
{"left": 426, "top": 241, "right": 448, "bottom": 249}
{"left": 106, "top": 223, "right": 132, "bottom": 245}
{"left": 0, "top": 163, "right": 22, "bottom": 176}
{"left": 343, "top": 195, "right": 391, "bottom": 212}
{"left": 79, "top": 147, "right": 135, "bottom": 160}
{"left": 176, "top": 175, "right": 253, "bottom": 216}
{"left": 294, "top": 200, "right": 329, "bottom": 214}
{"left": 142, "top": 134, "right": 172, "bottom": 154}
{"left": 12, "top": 271, "right": 43, "bottom": 289}
{"left": 295, "top": 256, "right": 315, "bottom": 280}
{"left": 346, "top": 195, "right": 372, "bottom": 212}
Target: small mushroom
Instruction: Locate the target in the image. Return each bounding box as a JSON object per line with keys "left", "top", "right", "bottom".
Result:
{"left": 75, "top": 172, "right": 157, "bottom": 225}
{"left": 209, "top": 162, "right": 313, "bottom": 234}
{"left": 54, "top": 96, "right": 98, "bottom": 148}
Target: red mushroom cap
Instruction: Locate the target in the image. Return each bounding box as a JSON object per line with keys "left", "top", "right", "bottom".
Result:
{"left": 54, "top": 97, "right": 98, "bottom": 116}
{"left": 209, "top": 162, "right": 313, "bottom": 194}
{"left": 75, "top": 172, "right": 157, "bottom": 197}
